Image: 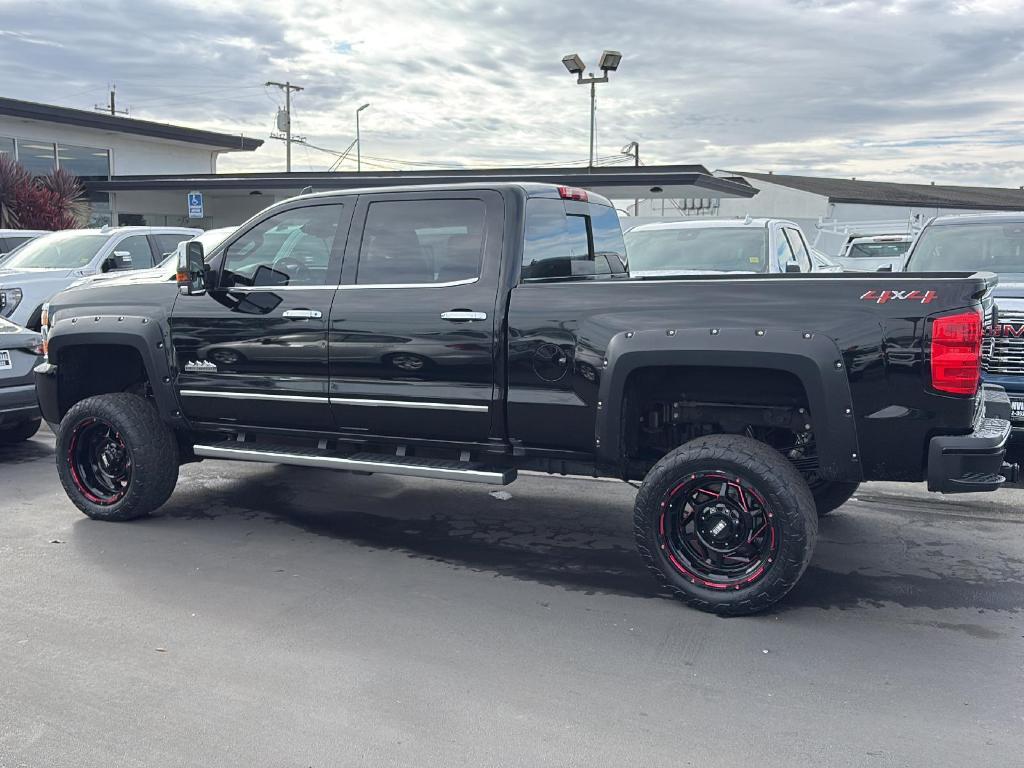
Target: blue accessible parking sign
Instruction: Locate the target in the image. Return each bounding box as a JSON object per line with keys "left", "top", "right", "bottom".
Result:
{"left": 187, "top": 191, "right": 204, "bottom": 219}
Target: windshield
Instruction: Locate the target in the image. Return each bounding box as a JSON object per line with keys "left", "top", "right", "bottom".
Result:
{"left": 905, "top": 222, "right": 1024, "bottom": 276}
{"left": 847, "top": 241, "right": 910, "bottom": 259}
{"left": 1, "top": 232, "right": 109, "bottom": 270}
{"left": 625, "top": 227, "right": 769, "bottom": 273}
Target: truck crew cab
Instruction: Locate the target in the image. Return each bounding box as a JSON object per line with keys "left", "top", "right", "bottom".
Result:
{"left": 36, "top": 183, "right": 1016, "bottom": 615}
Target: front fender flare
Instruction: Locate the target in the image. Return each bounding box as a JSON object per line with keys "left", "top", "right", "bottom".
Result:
{"left": 595, "top": 327, "right": 863, "bottom": 483}
{"left": 44, "top": 313, "right": 182, "bottom": 424}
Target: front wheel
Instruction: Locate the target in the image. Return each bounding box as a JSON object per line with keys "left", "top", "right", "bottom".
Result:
{"left": 57, "top": 393, "right": 179, "bottom": 521}
{"left": 634, "top": 434, "right": 817, "bottom": 616}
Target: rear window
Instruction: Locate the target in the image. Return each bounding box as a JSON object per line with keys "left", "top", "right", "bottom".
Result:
{"left": 521, "top": 199, "right": 626, "bottom": 281}
{"left": 847, "top": 241, "right": 911, "bottom": 259}
{"left": 906, "top": 223, "right": 1024, "bottom": 277}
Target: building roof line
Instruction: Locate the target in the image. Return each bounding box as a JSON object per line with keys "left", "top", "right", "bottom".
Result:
{"left": 0, "top": 97, "right": 263, "bottom": 152}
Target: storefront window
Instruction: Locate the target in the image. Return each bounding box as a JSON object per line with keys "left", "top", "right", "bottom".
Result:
{"left": 57, "top": 144, "right": 110, "bottom": 179}
{"left": 0, "top": 136, "right": 13, "bottom": 160}
{"left": 17, "top": 140, "right": 56, "bottom": 176}
{"left": 87, "top": 192, "right": 113, "bottom": 226}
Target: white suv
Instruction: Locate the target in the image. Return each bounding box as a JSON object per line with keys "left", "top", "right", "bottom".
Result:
{"left": 0, "top": 226, "right": 200, "bottom": 329}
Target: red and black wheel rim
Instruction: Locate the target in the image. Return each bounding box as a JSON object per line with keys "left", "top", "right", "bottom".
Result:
{"left": 658, "top": 471, "right": 778, "bottom": 590}
{"left": 68, "top": 418, "right": 132, "bottom": 506}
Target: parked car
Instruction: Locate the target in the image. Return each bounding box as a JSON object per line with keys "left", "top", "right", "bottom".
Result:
{"left": 810, "top": 248, "right": 843, "bottom": 273}
{"left": 37, "top": 183, "right": 1014, "bottom": 616}
{"left": 0, "top": 226, "right": 201, "bottom": 329}
{"left": 624, "top": 218, "right": 828, "bottom": 276}
{"left": 835, "top": 235, "right": 914, "bottom": 272}
{"left": 0, "top": 229, "right": 49, "bottom": 264}
{"left": 903, "top": 212, "right": 1024, "bottom": 445}
{"left": 67, "top": 226, "right": 236, "bottom": 291}
{"left": 0, "top": 316, "right": 42, "bottom": 445}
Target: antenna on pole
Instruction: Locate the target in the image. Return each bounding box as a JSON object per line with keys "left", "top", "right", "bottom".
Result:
{"left": 95, "top": 83, "right": 129, "bottom": 116}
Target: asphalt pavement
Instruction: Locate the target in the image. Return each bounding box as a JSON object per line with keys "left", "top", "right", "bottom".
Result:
{"left": 2, "top": 429, "right": 1022, "bottom": 768}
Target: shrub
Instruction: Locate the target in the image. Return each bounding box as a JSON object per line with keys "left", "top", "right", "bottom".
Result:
{"left": 0, "top": 156, "right": 89, "bottom": 230}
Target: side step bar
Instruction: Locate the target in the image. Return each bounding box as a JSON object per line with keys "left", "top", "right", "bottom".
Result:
{"left": 193, "top": 443, "right": 517, "bottom": 486}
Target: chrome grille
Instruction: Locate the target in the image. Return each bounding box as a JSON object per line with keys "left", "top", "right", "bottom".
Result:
{"left": 983, "top": 309, "right": 1024, "bottom": 375}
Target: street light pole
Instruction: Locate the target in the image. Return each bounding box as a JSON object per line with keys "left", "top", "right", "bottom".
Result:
{"left": 356, "top": 103, "right": 370, "bottom": 172}
{"left": 562, "top": 51, "right": 622, "bottom": 171}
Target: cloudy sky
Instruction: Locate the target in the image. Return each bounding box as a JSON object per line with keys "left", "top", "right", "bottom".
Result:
{"left": 1, "top": 0, "right": 1022, "bottom": 185}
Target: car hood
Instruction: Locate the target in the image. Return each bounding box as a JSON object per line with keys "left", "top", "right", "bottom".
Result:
{"left": 0, "top": 267, "right": 83, "bottom": 286}
{"left": 69, "top": 265, "right": 173, "bottom": 290}
{"left": 992, "top": 280, "right": 1024, "bottom": 300}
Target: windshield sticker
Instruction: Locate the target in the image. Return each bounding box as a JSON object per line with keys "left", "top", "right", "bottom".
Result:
{"left": 860, "top": 289, "right": 938, "bottom": 305}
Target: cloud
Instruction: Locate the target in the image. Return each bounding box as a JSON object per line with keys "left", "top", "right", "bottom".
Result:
{"left": 0, "top": 0, "right": 1020, "bottom": 185}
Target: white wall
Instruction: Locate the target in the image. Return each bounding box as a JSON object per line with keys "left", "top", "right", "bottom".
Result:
{"left": 0, "top": 115, "right": 220, "bottom": 175}
{"left": 113, "top": 189, "right": 274, "bottom": 229}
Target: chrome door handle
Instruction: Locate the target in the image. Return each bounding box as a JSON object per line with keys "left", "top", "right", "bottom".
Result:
{"left": 282, "top": 309, "right": 323, "bottom": 320}
{"left": 441, "top": 311, "right": 487, "bottom": 322}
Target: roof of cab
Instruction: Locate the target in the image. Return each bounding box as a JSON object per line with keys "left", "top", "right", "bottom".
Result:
{"left": 929, "top": 211, "right": 1024, "bottom": 227}
{"left": 293, "top": 181, "right": 614, "bottom": 209}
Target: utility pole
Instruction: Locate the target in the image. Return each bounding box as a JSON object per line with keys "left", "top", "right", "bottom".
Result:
{"left": 265, "top": 80, "right": 304, "bottom": 172}
{"left": 94, "top": 84, "right": 128, "bottom": 116}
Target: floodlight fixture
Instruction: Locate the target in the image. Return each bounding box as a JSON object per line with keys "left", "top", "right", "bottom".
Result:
{"left": 562, "top": 54, "right": 586, "bottom": 75}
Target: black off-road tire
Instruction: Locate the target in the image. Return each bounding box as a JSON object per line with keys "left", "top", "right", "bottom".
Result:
{"left": 809, "top": 479, "right": 860, "bottom": 517}
{"left": 57, "top": 393, "right": 179, "bottom": 521}
{"left": 634, "top": 434, "right": 817, "bottom": 616}
{"left": 0, "top": 417, "right": 41, "bottom": 444}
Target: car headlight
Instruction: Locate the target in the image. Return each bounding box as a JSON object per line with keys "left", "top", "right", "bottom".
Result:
{"left": 0, "top": 287, "right": 22, "bottom": 316}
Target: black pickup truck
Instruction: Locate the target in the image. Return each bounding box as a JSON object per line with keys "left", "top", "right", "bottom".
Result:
{"left": 35, "top": 183, "right": 1016, "bottom": 614}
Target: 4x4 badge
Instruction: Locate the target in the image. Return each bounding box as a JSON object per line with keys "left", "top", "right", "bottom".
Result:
{"left": 184, "top": 360, "right": 218, "bottom": 372}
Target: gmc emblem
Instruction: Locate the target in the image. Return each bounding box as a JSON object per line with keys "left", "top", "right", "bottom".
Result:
{"left": 860, "top": 289, "right": 938, "bottom": 305}
{"left": 988, "top": 323, "right": 1024, "bottom": 338}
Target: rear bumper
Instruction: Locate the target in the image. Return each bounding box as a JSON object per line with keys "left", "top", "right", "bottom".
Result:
{"left": 927, "top": 385, "right": 1014, "bottom": 493}
{"left": 0, "top": 382, "right": 40, "bottom": 426}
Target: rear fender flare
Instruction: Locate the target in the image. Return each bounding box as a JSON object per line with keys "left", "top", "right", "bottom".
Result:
{"left": 595, "top": 327, "right": 863, "bottom": 482}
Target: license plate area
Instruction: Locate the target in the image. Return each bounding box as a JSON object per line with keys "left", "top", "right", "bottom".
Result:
{"left": 1012, "top": 397, "right": 1024, "bottom": 423}
{"left": 0, "top": 350, "right": 10, "bottom": 370}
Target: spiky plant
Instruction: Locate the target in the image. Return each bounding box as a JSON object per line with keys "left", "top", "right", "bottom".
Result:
{"left": 0, "top": 154, "right": 32, "bottom": 228}
{"left": 38, "top": 168, "right": 89, "bottom": 228}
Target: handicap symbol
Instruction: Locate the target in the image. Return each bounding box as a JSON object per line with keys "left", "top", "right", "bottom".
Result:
{"left": 189, "top": 193, "right": 202, "bottom": 207}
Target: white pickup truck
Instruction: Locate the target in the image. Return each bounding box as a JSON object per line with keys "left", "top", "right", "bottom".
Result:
{"left": 623, "top": 218, "right": 840, "bottom": 276}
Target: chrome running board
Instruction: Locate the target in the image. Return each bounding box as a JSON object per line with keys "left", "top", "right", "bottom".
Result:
{"left": 193, "top": 442, "right": 516, "bottom": 485}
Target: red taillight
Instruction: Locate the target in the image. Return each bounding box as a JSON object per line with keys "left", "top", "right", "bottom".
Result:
{"left": 931, "top": 310, "right": 982, "bottom": 396}
{"left": 558, "top": 186, "right": 588, "bottom": 202}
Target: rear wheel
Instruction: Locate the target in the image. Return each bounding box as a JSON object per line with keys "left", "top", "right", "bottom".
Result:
{"left": 57, "top": 393, "right": 179, "bottom": 521}
{"left": 808, "top": 478, "right": 860, "bottom": 517}
{"left": 0, "top": 418, "right": 41, "bottom": 444}
{"left": 634, "top": 434, "right": 817, "bottom": 615}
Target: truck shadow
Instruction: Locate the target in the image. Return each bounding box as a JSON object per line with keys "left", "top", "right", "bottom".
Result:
{"left": 0, "top": 435, "right": 54, "bottom": 465}
{"left": 83, "top": 464, "right": 1024, "bottom": 614}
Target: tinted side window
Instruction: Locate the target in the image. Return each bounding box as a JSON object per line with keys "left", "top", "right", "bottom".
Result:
{"left": 111, "top": 235, "right": 154, "bottom": 270}
{"left": 154, "top": 233, "right": 191, "bottom": 260}
{"left": 223, "top": 205, "right": 343, "bottom": 287}
{"left": 783, "top": 228, "right": 812, "bottom": 272}
{"left": 4, "top": 236, "right": 34, "bottom": 251}
{"left": 356, "top": 199, "right": 485, "bottom": 285}
{"left": 591, "top": 204, "right": 627, "bottom": 274}
{"left": 521, "top": 199, "right": 592, "bottom": 280}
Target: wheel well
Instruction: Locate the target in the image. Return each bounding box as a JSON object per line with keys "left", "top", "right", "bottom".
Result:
{"left": 56, "top": 344, "right": 151, "bottom": 418}
{"left": 622, "top": 365, "right": 814, "bottom": 476}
